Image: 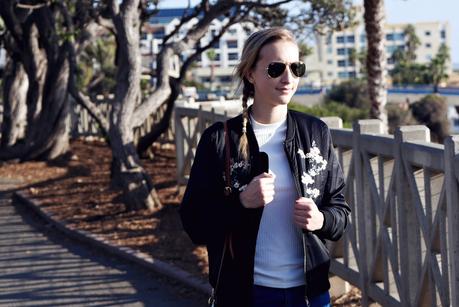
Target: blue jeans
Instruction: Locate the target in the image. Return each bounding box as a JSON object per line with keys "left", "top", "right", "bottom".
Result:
{"left": 252, "top": 285, "right": 331, "bottom": 307}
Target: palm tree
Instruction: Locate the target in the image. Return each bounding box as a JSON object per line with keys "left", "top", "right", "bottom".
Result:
{"left": 430, "top": 44, "right": 450, "bottom": 93}
{"left": 403, "top": 24, "right": 420, "bottom": 64}
{"left": 363, "top": 0, "right": 388, "bottom": 128}
{"left": 206, "top": 48, "right": 217, "bottom": 91}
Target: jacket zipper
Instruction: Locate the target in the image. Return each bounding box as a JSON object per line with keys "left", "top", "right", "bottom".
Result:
{"left": 283, "top": 140, "right": 309, "bottom": 304}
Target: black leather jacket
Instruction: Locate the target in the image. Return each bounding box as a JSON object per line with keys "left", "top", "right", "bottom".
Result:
{"left": 180, "top": 109, "right": 350, "bottom": 307}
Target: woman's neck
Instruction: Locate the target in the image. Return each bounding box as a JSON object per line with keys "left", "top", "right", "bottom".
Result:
{"left": 251, "top": 102, "right": 288, "bottom": 124}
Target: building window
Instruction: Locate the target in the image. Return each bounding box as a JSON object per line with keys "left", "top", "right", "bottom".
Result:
{"left": 327, "top": 60, "right": 333, "bottom": 65}
{"left": 394, "top": 33, "right": 405, "bottom": 41}
{"left": 338, "top": 71, "right": 348, "bottom": 78}
{"left": 327, "top": 46, "right": 333, "bottom": 54}
{"left": 387, "top": 45, "right": 398, "bottom": 53}
{"left": 425, "top": 43, "right": 431, "bottom": 48}
{"left": 327, "top": 72, "right": 333, "bottom": 77}
{"left": 326, "top": 34, "right": 332, "bottom": 45}
{"left": 425, "top": 31, "right": 431, "bottom": 36}
{"left": 212, "top": 41, "right": 220, "bottom": 48}
{"left": 360, "top": 34, "right": 366, "bottom": 43}
{"left": 153, "top": 29, "right": 165, "bottom": 39}
{"left": 386, "top": 33, "right": 394, "bottom": 41}
{"left": 387, "top": 57, "right": 394, "bottom": 64}
{"left": 219, "top": 76, "right": 232, "bottom": 83}
{"left": 228, "top": 52, "right": 238, "bottom": 60}
{"left": 337, "top": 48, "right": 346, "bottom": 55}
{"left": 426, "top": 55, "right": 432, "bottom": 61}
{"left": 215, "top": 54, "right": 220, "bottom": 61}
{"left": 227, "top": 40, "right": 238, "bottom": 49}
{"left": 338, "top": 60, "right": 347, "bottom": 67}
{"left": 348, "top": 71, "right": 356, "bottom": 78}
{"left": 346, "top": 35, "right": 355, "bottom": 43}
{"left": 441, "top": 30, "right": 446, "bottom": 39}
{"left": 336, "top": 36, "right": 345, "bottom": 43}
{"left": 454, "top": 118, "right": 459, "bottom": 127}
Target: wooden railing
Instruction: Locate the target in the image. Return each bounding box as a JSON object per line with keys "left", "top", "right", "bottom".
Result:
{"left": 174, "top": 103, "right": 459, "bottom": 307}
{"left": 70, "top": 98, "right": 174, "bottom": 143}
{"left": 0, "top": 98, "right": 174, "bottom": 142}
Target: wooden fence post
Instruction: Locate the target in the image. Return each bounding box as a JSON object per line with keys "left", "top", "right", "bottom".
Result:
{"left": 445, "top": 135, "right": 459, "bottom": 307}
{"left": 394, "top": 125, "right": 430, "bottom": 307}
{"left": 174, "top": 108, "right": 185, "bottom": 185}
{"left": 320, "top": 116, "right": 343, "bottom": 129}
{"left": 353, "top": 119, "right": 383, "bottom": 306}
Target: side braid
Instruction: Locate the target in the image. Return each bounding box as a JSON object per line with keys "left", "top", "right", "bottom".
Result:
{"left": 238, "top": 79, "right": 253, "bottom": 161}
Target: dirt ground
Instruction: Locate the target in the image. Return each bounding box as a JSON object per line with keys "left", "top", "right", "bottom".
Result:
{"left": 0, "top": 139, "right": 361, "bottom": 306}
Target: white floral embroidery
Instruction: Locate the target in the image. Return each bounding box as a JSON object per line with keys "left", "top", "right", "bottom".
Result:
{"left": 238, "top": 184, "right": 247, "bottom": 192}
{"left": 298, "top": 140, "right": 328, "bottom": 199}
{"left": 306, "top": 188, "right": 320, "bottom": 199}
{"left": 297, "top": 148, "right": 306, "bottom": 159}
{"left": 223, "top": 160, "right": 251, "bottom": 193}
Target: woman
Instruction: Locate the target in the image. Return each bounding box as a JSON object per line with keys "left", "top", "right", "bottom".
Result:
{"left": 180, "top": 27, "right": 350, "bottom": 307}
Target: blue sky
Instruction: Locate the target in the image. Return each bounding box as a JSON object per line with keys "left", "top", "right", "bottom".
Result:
{"left": 158, "top": 0, "right": 459, "bottom": 65}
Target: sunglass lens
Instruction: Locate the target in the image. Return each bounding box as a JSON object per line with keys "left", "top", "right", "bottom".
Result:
{"left": 267, "top": 62, "right": 286, "bottom": 78}
{"left": 291, "top": 62, "right": 306, "bottom": 77}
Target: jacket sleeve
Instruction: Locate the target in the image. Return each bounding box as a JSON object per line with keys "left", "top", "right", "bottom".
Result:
{"left": 179, "top": 124, "right": 245, "bottom": 245}
{"left": 314, "top": 126, "right": 351, "bottom": 241}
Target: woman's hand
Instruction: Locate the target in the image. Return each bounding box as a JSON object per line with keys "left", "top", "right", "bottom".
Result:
{"left": 293, "top": 197, "right": 324, "bottom": 231}
{"left": 239, "top": 172, "right": 275, "bottom": 209}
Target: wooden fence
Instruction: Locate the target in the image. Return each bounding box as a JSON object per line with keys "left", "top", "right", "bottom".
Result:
{"left": 174, "top": 104, "right": 459, "bottom": 307}
{"left": 70, "top": 98, "right": 174, "bottom": 142}
{"left": 0, "top": 98, "right": 174, "bottom": 142}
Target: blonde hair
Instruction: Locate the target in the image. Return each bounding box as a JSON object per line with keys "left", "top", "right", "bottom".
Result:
{"left": 235, "top": 27, "right": 297, "bottom": 161}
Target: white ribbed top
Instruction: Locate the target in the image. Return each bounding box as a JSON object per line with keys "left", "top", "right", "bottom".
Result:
{"left": 250, "top": 114, "right": 305, "bottom": 288}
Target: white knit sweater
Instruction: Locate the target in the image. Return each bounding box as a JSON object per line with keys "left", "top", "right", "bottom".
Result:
{"left": 250, "top": 115, "right": 305, "bottom": 288}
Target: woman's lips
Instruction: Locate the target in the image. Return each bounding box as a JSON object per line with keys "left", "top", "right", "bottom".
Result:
{"left": 276, "top": 87, "right": 292, "bottom": 94}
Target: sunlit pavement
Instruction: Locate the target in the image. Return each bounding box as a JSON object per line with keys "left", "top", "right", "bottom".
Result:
{"left": 0, "top": 181, "right": 206, "bottom": 307}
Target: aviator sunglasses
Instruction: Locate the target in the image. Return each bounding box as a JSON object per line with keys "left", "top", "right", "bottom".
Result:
{"left": 266, "top": 61, "right": 306, "bottom": 78}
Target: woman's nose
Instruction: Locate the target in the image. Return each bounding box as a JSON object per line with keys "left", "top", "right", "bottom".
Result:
{"left": 280, "top": 65, "right": 295, "bottom": 83}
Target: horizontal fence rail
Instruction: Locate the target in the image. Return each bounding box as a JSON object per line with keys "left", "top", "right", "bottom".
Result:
{"left": 0, "top": 98, "right": 175, "bottom": 143}
{"left": 174, "top": 103, "right": 459, "bottom": 307}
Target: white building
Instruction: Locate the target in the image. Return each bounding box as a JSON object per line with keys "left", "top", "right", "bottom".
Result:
{"left": 141, "top": 8, "right": 250, "bottom": 91}
{"left": 305, "top": 7, "right": 452, "bottom": 87}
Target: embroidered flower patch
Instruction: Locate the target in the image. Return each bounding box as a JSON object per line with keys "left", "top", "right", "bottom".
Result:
{"left": 298, "top": 141, "right": 327, "bottom": 199}
{"left": 222, "top": 159, "right": 250, "bottom": 192}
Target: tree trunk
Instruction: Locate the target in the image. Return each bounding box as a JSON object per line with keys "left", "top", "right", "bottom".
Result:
{"left": 1, "top": 57, "right": 28, "bottom": 148}
{"left": 0, "top": 6, "right": 71, "bottom": 161}
{"left": 136, "top": 78, "right": 178, "bottom": 156}
{"left": 364, "top": 0, "right": 388, "bottom": 129}
{"left": 109, "top": 0, "right": 161, "bottom": 211}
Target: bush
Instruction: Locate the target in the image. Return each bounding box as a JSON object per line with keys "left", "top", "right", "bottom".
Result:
{"left": 410, "top": 94, "right": 450, "bottom": 143}
{"left": 289, "top": 101, "right": 369, "bottom": 128}
{"left": 386, "top": 103, "right": 418, "bottom": 134}
{"left": 324, "top": 79, "right": 371, "bottom": 110}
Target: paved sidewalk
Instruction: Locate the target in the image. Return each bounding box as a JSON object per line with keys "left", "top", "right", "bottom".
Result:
{"left": 0, "top": 183, "right": 207, "bottom": 307}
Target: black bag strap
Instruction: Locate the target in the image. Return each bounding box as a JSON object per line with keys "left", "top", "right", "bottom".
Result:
{"left": 223, "top": 121, "right": 232, "bottom": 196}
{"left": 209, "top": 121, "right": 233, "bottom": 306}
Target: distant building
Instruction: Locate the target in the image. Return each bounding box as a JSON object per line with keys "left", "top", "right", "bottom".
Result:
{"left": 141, "top": 7, "right": 251, "bottom": 91}
{"left": 305, "top": 6, "right": 452, "bottom": 87}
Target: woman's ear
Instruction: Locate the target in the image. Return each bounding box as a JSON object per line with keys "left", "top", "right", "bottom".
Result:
{"left": 246, "top": 71, "right": 255, "bottom": 84}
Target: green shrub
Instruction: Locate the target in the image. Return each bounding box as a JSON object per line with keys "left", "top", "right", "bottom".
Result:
{"left": 324, "top": 79, "right": 371, "bottom": 109}
{"left": 410, "top": 94, "right": 450, "bottom": 143}
{"left": 386, "top": 103, "right": 418, "bottom": 134}
{"left": 289, "top": 101, "right": 369, "bottom": 128}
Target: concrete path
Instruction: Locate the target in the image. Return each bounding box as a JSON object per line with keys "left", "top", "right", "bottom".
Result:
{"left": 0, "top": 183, "right": 207, "bottom": 307}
